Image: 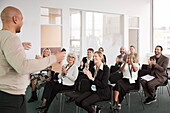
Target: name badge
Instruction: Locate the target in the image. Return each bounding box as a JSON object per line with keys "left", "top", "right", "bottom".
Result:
{"left": 91, "top": 85, "right": 97, "bottom": 91}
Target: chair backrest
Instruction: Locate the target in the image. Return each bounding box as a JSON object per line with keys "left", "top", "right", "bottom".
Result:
{"left": 141, "top": 64, "right": 148, "bottom": 70}
{"left": 109, "top": 72, "right": 123, "bottom": 84}
{"left": 110, "top": 65, "right": 120, "bottom": 74}
{"left": 78, "top": 79, "right": 91, "bottom": 93}
{"left": 134, "top": 75, "right": 141, "bottom": 91}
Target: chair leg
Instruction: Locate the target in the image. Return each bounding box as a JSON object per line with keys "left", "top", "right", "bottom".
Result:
{"left": 94, "top": 105, "right": 98, "bottom": 113}
{"left": 137, "top": 92, "right": 144, "bottom": 110}
{"left": 59, "top": 93, "right": 63, "bottom": 113}
{"left": 157, "top": 88, "right": 160, "bottom": 107}
{"left": 125, "top": 95, "right": 128, "bottom": 105}
{"left": 62, "top": 94, "right": 65, "bottom": 113}
{"left": 166, "top": 85, "right": 170, "bottom": 97}
{"left": 76, "top": 106, "right": 80, "bottom": 113}
{"left": 128, "top": 93, "right": 130, "bottom": 113}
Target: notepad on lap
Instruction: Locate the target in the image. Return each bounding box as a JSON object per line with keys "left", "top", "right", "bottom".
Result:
{"left": 141, "top": 75, "right": 155, "bottom": 81}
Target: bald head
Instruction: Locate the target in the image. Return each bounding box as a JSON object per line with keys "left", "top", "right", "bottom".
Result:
{"left": 1, "top": 6, "right": 23, "bottom": 33}
{"left": 120, "top": 46, "right": 126, "bottom": 54}
{"left": 1, "top": 6, "right": 22, "bottom": 23}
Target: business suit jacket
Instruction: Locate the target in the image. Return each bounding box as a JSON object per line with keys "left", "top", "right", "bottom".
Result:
{"left": 78, "top": 57, "right": 94, "bottom": 71}
{"left": 89, "top": 65, "right": 111, "bottom": 100}
{"left": 148, "top": 54, "right": 169, "bottom": 82}
{"left": 103, "top": 54, "right": 106, "bottom": 64}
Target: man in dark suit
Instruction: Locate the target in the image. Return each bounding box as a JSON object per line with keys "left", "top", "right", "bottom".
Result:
{"left": 141, "top": 45, "right": 169, "bottom": 104}
{"left": 75, "top": 48, "right": 95, "bottom": 91}
{"left": 78, "top": 48, "right": 95, "bottom": 73}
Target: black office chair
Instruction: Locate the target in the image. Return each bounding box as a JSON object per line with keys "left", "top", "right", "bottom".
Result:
{"left": 156, "top": 76, "right": 170, "bottom": 107}
{"left": 58, "top": 79, "right": 91, "bottom": 113}
{"left": 91, "top": 84, "right": 114, "bottom": 113}
{"left": 125, "top": 76, "right": 144, "bottom": 113}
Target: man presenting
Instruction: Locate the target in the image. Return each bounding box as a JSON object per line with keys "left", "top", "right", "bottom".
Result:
{"left": 0, "top": 6, "right": 65, "bottom": 113}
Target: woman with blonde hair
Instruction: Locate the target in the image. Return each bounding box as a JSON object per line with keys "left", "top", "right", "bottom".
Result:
{"left": 38, "top": 53, "right": 78, "bottom": 113}
{"left": 129, "top": 45, "right": 138, "bottom": 63}
{"left": 28, "top": 48, "right": 52, "bottom": 103}
{"left": 75, "top": 51, "right": 110, "bottom": 113}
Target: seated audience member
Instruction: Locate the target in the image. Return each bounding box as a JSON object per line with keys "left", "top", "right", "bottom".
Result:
{"left": 78, "top": 48, "right": 95, "bottom": 80}
{"left": 109, "top": 46, "right": 127, "bottom": 84}
{"left": 28, "top": 48, "right": 52, "bottom": 103}
{"left": 141, "top": 45, "right": 169, "bottom": 104}
{"left": 75, "top": 51, "right": 110, "bottom": 113}
{"left": 113, "top": 55, "right": 139, "bottom": 110}
{"left": 98, "top": 47, "right": 107, "bottom": 64}
{"left": 129, "top": 45, "right": 138, "bottom": 63}
{"left": 116, "top": 46, "right": 127, "bottom": 67}
{"left": 65, "top": 48, "right": 95, "bottom": 103}
{"left": 37, "top": 53, "right": 78, "bottom": 113}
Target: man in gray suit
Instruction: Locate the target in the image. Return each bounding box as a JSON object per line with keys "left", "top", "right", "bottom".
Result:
{"left": 141, "top": 45, "right": 169, "bottom": 104}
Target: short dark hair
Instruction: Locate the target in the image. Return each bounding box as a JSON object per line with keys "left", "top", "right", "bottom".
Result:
{"left": 87, "top": 48, "right": 94, "bottom": 52}
{"left": 156, "top": 45, "right": 163, "bottom": 51}
{"left": 130, "top": 45, "right": 135, "bottom": 49}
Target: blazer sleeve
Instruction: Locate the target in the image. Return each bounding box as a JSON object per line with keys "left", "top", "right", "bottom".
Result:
{"left": 78, "top": 57, "right": 86, "bottom": 71}
{"left": 154, "top": 57, "right": 169, "bottom": 72}
{"left": 92, "top": 66, "right": 110, "bottom": 89}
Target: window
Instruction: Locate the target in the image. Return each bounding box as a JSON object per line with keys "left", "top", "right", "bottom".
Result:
{"left": 70, "top": 9, "right": 123, "bottom": 65}
{"left": 70, "top": 10, "right": 81, "bottom": 55}
{"left": 85, "top": 12, "right": 123, "bottom": 65}
{"left": 40, "top": 7, "right": 62, "bottom": 53}
{"left": 128, "top": 17, "right": 139, "bottom": 53}
{"left": 153, "top": 0, "right": 170, "bottom": 53}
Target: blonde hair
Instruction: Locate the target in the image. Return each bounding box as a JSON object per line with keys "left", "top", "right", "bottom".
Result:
{"left": 67, "top": 53, "right": 77, "bottom": 64}
{"left": 42, "top": 48, "right": 51, "bottom": 58}
{"left": 94, "top": 51, "right": 105, "bottom": 64}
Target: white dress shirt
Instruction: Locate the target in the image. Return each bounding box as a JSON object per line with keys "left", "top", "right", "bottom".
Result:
{"left": 122, "top": 63, "right": 139, "bottom": 84}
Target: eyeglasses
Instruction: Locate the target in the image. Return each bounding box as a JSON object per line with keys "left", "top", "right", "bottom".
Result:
{"left": 68, "top": 55, "right": 74, "bottom": 58}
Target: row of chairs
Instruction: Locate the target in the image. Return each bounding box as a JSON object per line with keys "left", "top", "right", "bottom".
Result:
{"left": 49, "top": 64, "right": 170, "bottom": 113}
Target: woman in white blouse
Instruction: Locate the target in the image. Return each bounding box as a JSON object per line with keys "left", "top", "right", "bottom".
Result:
{"left": 38, "top": 53, "right": 78, "bottom": 113}
{"left": 113, "top": 55, "right": 139, "bottom": 110}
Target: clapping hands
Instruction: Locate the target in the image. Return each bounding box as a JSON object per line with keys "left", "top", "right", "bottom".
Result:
{"left": 62, "top": 66, "right": 67, "bottom": 76}
{"left": 83, "top": 69, "right": 94, "bottom": 80}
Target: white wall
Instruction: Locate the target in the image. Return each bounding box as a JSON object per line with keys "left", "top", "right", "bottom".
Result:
{"left": 0, "top": 0, "right": 151, "bottom": 65}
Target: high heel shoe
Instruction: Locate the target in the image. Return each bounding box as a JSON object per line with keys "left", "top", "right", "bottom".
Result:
{"left": 112, "top": 101, "right": 119, "bottom": 110}
{"left": 38, "top": 108, "right": 47, "bottom": 113}
{"left": 36, "top": 106, "right": 46, "bottom": 110}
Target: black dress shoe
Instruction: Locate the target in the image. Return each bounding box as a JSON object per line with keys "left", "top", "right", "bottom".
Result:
{"left": 28, "top": 98, "right": 38, "bottom": 103}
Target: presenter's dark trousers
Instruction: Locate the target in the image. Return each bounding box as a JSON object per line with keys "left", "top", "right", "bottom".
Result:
{"left": 0, "top": 90, "right": 26, "bottom": 113}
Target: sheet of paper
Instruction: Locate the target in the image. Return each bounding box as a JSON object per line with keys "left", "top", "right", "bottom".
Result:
{"left": 141, "top": 75, "right": 155, "bottom": 81}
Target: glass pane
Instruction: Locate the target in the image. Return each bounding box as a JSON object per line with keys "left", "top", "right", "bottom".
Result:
{"left": 85, "top": 12, "right": 123, "bottom": 65}
{"left": 153, "top": 0, "right": 170, "bottom": 53}
{"left": 86, "top": 12, "right": 93, "bottom": 37}
{"left": 40, "top": 7, "right": 62, "bottom": 54}
{"left": 70, "top": 10, "right": 81, "bottom": 55}
{"left": 40, "top": 7, "right": 61, "bottom": 25}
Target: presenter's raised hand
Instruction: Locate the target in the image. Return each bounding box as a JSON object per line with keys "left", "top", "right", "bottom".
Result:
{"left": 22, "top": 42, "right": 32, "bottom": 50}
{"left": 55, "top": 51, "right": 66, "bottom": 63}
